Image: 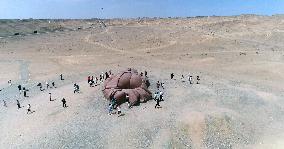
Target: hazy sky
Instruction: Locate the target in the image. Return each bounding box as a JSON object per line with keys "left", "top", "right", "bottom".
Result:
{"left": 1, "top": 0, "right": 284, "bottom": 19}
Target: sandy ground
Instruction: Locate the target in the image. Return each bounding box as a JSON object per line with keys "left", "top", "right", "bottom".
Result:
{"left": 0, "top": 15, "right": 284, "bottom": 148}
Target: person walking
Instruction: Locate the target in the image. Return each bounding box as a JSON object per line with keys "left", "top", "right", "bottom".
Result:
{"left": 155, "top": 94, "right": 161, "bottom": 109}
{"left": 46, "top": 81, "right": 49, "bottom": 89}
{"left": 16, "top": 100, "right": 21, "bottom": 109}
{"left": 27, "top": 104, "right": 32, "bottom": 114}
{"left": 3, "top": 100, "right": 7, "bottom": 107}
{"left": 189, "top": 75, "right": 193, "bottom": 84}
{"left": 52, "top": 82, "right": 56, "bottom": 88}
{"left": 145, "top": 71, "right": 148, "bottom": 77}
{"left": 23, "top": 87, "right": 27, "bottom": 97}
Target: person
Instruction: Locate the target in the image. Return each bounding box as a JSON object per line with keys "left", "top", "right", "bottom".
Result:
{"left": 49, "top": 93, "right": 52, "bottom": 101}
{"left": 145, "top": 71, "right": 148, "bottom": 77}
{"left": 3, "top": 100, "right": 7, "bottom": 107}
{"left": 159, "top": 91, "right": 164, "bottom": 101}
{"left": 101, "top": 72, "right": 105, "bottom": 80}
{"left": 170, "top": 73, "right": 174, "bottom": 79}
{"left": 37, "top": 83, "right": 43, "bottom": 91}
{"left": 73, "top": 83, "right": 78, "bottom": 93}
{"left": 105, "top": 72, "right": 109, "bottom": 80}
{"left": 16, "top": 100, "right": 21, "bottom": 109}
{"left": 155, "top": 93, "right": 161, "bottom": 109}
{"left": 95, "top": 77, "right": 98, "bottom": 84}
{"left": 156, "top": 81, "right": 160, "bottom": 89}
{"left": 99, "top": 75, "right": 102, "bottom": 82}
{"left": 181, "top": 75, "right": 185, "bottom": 82}
{"left": 109, "top": 70, "right": 112, "bottom": 75}
{"left": 189, "top": 75, "right": 193, "bottom": 84}
{"left": 140, "top": 72, "right": 143, "bottom": 76}
{"left": 108, "top": 103, "right": 113, "bottom": 115}
{"left": 8, "top": 80, "right": 12, "bottom": 86}
{"left": 117, "top": 105, "right": 122, "bottom": 115}
{"left": 23, "top": 87, "right": 27, "bottom": 97}
{"left": 52, "top": 82, "right": 56, "bottom": 88}
{"left": 27, "top": 104, "right": 32, "bottom": 114}
{"left": 62, "top": 98, "right": 67, "bottom": 108}
{"left": 46, "top": 81, "right": 49, "bottom": 89}
{"left": 161, "top": 82, "right": 165, "bottom": 89}
{"left": 196, "top": 76, "right": 200, "bottom": 84}
{"left": 60, "top": 74, "right": 64, "bottom": 80}
{"left": 88, "top": 76, "right": 91, "bottom": 84}
{"left": 17, "top": 85, "right": 22, "bottom": 94}
{"left": 91, "top": 76, "right": 94, "bottom": 83}
{"left": 126, "top": 94, "right": 131, "bottom": 108}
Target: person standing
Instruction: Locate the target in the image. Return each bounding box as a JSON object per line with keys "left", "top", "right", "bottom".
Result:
{"left": 189, "top": 75, "right": 193, "bottom": 84}
{"left": 17, "top": 85, "right": 22, "bottom": 94}
{"left": 170, "top": 73, "right": 174, "bottom": 79}
{"left": 52, "top": 82, "right": 56, "bottom": 88}
{"left": 145, "top": 71, "right": 148, "bottom": 77}
{"left": 156, "top": 81, "right": 160, "bottom": 89}
{"left": 49, "top": 93, "right": 52, "bottom": 101}
{"left": 23, "top": 87, "right": 27, "bottom": 97}
{"left": 196, "top": 76, "right": 200, "bottom": 84}
{"left": 60, "top": 74, "right": 64, "bottom": 80}
{"left": 46, "top": 81, "right": 49, "bottom": 89}
{"left": 62, "top": 98, "right": 67, "bottom": 108}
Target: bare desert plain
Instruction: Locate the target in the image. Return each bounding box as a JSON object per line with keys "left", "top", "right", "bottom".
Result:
{"left": 0, "top": 15, "right": 284, "bottom": 148}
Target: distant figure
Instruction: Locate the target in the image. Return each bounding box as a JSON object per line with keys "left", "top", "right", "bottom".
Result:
{"left": 23, "top": 87, "right": 27, "bottom": 97}
{"left": 170, "top": 73, "right": 174, "bottom": 79}
{"left": 60, "top": 74, "right": 64, "bottom": 80}
{"left": 101, "top": 72, "right": 105, "bottom": 80}
{"left": 49, "top": 93, "right": 52, "bottom": 101}
{"left": 88, "top": 76, "right": 91, "bottom": 84}
{"left": 126, "top": 94, "right": 131, "bottom": 108}
{"left": 156, "top": 81, "right": 160, "bottom": 89}
{"left": 155, "top": 93, "right": 161, "bottom": 109}
{"left": 159, "top": 91, "right": 164, "bottom": 101}
{"left": 52, "top": 82, "right": 56, "bottom": 88}
{"left": 99, "top": 75, "right": 102, "bottom": 82}
{"left": 140, "top": 72, "right": 143, "bottom": 76}
{"left": 62, "top": 98, "right": 67, "bottom": 108}
{"left": 105, "top": 72, "right": 109, "bottom": 80}
{"left": 109, "top": 70, "right": 112, "bottom": 75}
{"left": 3, "top": 100, "right": 7, "bottom": 107}
{"left": 189, "top": 76, "right": 193, "bottom": 84}
{"left": 181, "top": 75, "right": 185, "bottom": 82}
{"left": 16, "top": 100, "right": 21, "bottom": 109}
{"left": 37, "top": 83, "right": 43, "bottom": 91}
{"left": 18, "top": 85, "right": 22, "bottom": 94}
{"left": 8, "top": 80, "right": 12, "bottom": 86}
{"left": 196, "top": 76, "right": 200, "bottom": 84}
{"left": 117, "top": 105, "right": 122, "bottom": 115}
{"left": 95, "top": 77, "right": 98, "bottom": 84}
{"left": 46, "top": 81, "right": 49, "bottom": 89}
{"left": 160, "top": 82, "right": 165, "bottom": 89}
{"left": 74, "top": 83, "right": 79, "bottom": 93}
{"left": 27, "top": 104, "right": 34, "bottom": 114}
{"left": 145, "top": 71, "right": 148, "bottom": 77}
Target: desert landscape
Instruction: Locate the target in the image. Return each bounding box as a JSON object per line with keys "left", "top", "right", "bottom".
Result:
{"left": 0, "top": 15, "right": 284, "bottom": 148}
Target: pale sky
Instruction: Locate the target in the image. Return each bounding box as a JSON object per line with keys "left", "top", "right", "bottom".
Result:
{"left": 0, "top": 0, "right": 284, "bottom": 19}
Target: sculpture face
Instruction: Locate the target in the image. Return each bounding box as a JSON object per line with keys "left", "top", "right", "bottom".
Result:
{"left": 102, "top": 68, "right": 152, "bottom": 106}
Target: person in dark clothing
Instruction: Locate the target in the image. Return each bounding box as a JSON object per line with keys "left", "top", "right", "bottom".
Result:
{"left": 23, "top": 87, "right": 27, "bottom": 97}
{"left": 49, "top": 93, "right": 52, "bottom": 101}
{"left": 16, "top": 100, "right": 21, "bottom": 109}
{"left": 88, "top": 76, "right": 91, "bottom": 84}
{"left": 37, "top": 83, "right": 43, "bottom": 91}
{"left": 52, "top": 82, "right": 56, "bottom": 88}
{"left": 140, "top": 72, "right": 143, "bottom": 76}
{"left": 170, "top": 73, "right": 174, "bottom": 79}
{"left": 105, "top": 72, "right": 109, "bottom": 80}
{"left": 60, "top": 74, "right": 64, "bottom": 80}
{"left": 73, "top": 83, "right": 79, "bottom": 93}
{"left": 27, "top": 104, "right": 34, "bottom": 114}
{"left": 17, "top": 85, "right": 22, "bottom": 93}
{"left": 145, "top": 71, "right": 148, "bottom": 77}
{"left": 156, "top": 81, "right": 160, "bottom": 89}
{"left": 62, "top": 98, "right": 67, "bottom": 108}
{"left": 196, "top": 76, "right": 200, "bottom": 84}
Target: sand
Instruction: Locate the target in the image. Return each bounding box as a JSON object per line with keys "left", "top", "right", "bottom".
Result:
{"left": 0, "top": 15, "right": 284, "bottom": 148}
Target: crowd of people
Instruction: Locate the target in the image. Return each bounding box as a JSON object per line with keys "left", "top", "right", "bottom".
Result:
{"left": 1, "top": 70, "right": 201, "bottom": 117}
